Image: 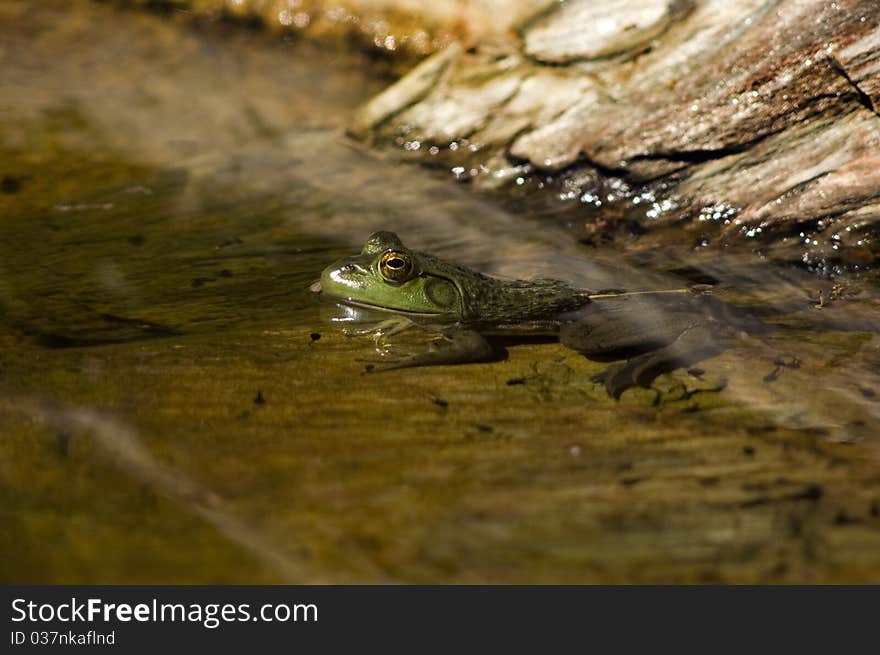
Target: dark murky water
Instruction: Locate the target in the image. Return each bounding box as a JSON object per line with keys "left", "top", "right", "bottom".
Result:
{"left": 2, "top": 1, "right": 879, "bottom": 583}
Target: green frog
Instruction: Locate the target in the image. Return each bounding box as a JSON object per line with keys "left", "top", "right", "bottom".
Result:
{"left": 311, "top": 231, "right": 748, "bottom": 397}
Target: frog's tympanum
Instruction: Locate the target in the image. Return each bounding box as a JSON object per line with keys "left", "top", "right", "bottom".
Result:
{"left": 311, "top": 231, "right": 753, "bottom": 397}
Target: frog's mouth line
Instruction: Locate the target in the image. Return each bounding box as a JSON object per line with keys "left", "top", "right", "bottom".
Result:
{"left": 310, "top": 280, "right": 449, "bottom": 318}
{"left": 335, "top": 297, "right": 449, "bottom": 317}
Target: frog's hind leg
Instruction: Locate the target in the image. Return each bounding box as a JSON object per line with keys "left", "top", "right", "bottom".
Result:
{"left": 558, "top": 306, "right": 689, "bottom": 361}
{"left": 592, "top": 324, "right": 723, "bottom": 399}
{"left": 360, "top": 328, "right": 497, "bottom": 372}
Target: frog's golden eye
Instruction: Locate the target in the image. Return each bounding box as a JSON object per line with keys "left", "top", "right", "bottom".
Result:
{"left": 379, "top": 250, "right": 415, "bottom": 282}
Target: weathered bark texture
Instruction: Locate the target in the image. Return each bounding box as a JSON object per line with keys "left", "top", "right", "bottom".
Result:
{"left": 353, "top": 0, "right": 880, "bottom": 269}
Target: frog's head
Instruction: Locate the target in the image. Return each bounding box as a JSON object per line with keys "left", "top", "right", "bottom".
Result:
{"left": 314, "top": 231, "right": 465, "bottom": 318}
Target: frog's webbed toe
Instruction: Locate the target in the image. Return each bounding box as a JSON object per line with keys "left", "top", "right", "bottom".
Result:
{"left": 591, "top": 325, "right": 724, "bottom": 398}
{"left": 343, "top": 316, "right": 416, "bottom": 339}
{"left": 558, "top": 296, "right": 732, "bottom": 398}
{"left": 360, "top": 328, "right": 496, "bottom": 372}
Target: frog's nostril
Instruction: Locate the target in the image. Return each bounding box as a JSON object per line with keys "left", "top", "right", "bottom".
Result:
{"left": 342, "top": 264, "right": 356, "bottom": 273}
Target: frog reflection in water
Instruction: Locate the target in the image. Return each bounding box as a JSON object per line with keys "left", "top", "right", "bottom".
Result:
{"left": 312, "top": 231, "right": 756, "bottom": 397}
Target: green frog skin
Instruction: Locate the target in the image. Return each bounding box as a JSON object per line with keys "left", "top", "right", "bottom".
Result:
{"left": 312, "top": 231, "right": 739, "bottom": 397}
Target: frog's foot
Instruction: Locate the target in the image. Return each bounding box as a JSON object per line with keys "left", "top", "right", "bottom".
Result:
{"left": 359, "top": 329, "right": 496, "bottom": 372}
{"left": 592, "top": 325, "right": 724, "bottom": 399}
{"left": 343, "top": 316, "right": 416, "bottom": 339}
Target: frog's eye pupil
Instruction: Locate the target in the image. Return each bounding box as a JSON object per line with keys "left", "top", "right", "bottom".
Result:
{"left": 380, "top": 251, "right": 414, "bottom": 281}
